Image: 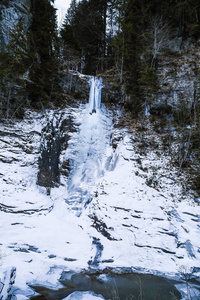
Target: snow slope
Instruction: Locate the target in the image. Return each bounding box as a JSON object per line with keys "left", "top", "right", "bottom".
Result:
{"left": 0, "top": 102, "right": 200, "bottom": 299}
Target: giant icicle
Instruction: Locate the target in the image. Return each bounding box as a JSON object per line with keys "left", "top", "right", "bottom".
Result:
{"left": 64, "top": 75, "right": 110, "bottom": 215}
{"left": 89, "top": 76, "right": 103, "bottom": 114}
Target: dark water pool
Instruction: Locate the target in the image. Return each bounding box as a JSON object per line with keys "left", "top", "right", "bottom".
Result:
{"left": 30, "top": 271, "right": 182, "bottom": 300}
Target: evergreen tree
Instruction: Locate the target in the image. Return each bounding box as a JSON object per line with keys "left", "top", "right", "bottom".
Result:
{"left": 28, "top": 0, "right": 61, "bottom": 107}
{"left": 122, "top": 0, "right": 145, "bottom": 112}
{"left": 60, "top": 19, "right": 81, "bottom": 73}
{"left": 66, "top": 0, "right": 77, "bottom": 27}
{"left": 60, "top": 3, "right": 79, "bottom": 52}
{"left": 61, "top": 0, "right": 109, "bottom": 74}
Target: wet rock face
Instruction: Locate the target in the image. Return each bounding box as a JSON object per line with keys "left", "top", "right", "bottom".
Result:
{"left": 101, "top": 78, "right": 123, "bottom": 104}
{"left": 0, "top": 0, "right": 31, "bottom": 49}
{"left": 153, "top": 44, "right": 200, "bottom": 116}
{"left": 62, "top": 72, "right": 122, "bottom": 106}
{"left": 37, "top": 114, "right": 74, "bottom": 188}
{"left": 62, "top": 73, "right": 90, "bottom": 101}
{"left": 37, "top": 135, "right": 62, "bottom": 188}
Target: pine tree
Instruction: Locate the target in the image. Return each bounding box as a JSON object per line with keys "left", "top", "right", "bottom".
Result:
{"left": 60, "top": 12, "right": 79, "bottom": 51}
{"left": 61, "top": 0, "right": 109, "bottom": 74}
{"left": 66, "top": 0, "right": 77, "bottom": 27}
{"left": 28, "top": 0, "right": 61, "bottom": 107}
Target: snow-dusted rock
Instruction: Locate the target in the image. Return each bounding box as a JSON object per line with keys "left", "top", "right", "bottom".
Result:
{"left": 0, "top": 267, "right": 16, "bottom": 300}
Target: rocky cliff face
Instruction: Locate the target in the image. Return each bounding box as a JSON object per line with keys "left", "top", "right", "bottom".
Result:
{"left": 152, "top": 42, "right": 200, "bottom": 117}
{"left": 62, "top": 71, "right": 91, "bottom": 101}
{"left": 0, "top": 0, "right": 31, "bottom": 49}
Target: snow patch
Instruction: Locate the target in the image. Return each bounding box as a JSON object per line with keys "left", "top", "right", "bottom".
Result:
{"left": 64, "top": 291, "right": 105, "bottom": 300}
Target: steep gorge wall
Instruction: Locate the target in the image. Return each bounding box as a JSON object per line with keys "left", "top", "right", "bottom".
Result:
{"left": 153, "top": 42, "right": 200, "bottom": 116}
{"left": 62, "top": 72, "right": 123, "bottom": 106}
{"left": 0, "top": 0, "right": 31, "bottom": 49}
{"left": 67, "top": 41, "right": 200, "bottom": 114}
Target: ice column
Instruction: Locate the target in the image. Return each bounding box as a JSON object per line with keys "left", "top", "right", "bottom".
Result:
{"left": 89, "top": 76, "right": 103, "bottom": 113}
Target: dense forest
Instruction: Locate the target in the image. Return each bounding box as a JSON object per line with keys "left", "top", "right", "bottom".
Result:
{"left": 0, "top": 0, "right": 200, "bottom": 190}
{"left": 60, "top": 0, "right": 200, "bottom": 116}
{"left": 0, "top": 0, "right": 200, "bottom": 115}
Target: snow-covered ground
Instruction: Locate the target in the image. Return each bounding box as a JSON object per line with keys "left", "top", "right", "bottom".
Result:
{"left": 0, "top": 96, "right": 200, "bottom": 299}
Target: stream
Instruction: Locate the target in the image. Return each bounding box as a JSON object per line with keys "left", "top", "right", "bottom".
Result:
{"left": 30, "top": 271, "right": 182, "bottom": 300}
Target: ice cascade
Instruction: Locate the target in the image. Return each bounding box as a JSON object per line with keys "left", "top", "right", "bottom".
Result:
{"left": 64, "top": 75, "right": 111, "bottom": 215}
{"left": 89, "top": 76, "right": 103, "bottom": 114}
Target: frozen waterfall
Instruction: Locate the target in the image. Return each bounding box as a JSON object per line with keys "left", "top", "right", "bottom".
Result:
{"left": 89, "top": 76, "right": 103, "bottom": 114}
{"left": 65, "top": 76, "right": 111, "bottom": 215}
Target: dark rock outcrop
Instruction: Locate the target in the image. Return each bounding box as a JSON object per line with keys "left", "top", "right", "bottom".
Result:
{"left": 37, "top": 113, "right": 75, "bottom": 188}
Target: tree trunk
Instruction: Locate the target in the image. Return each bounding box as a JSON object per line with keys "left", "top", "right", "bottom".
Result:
{"left": 6, "top": 85, "right": 11, "bottom": 120}
{"left": 178, "top": 130, "right": 192, "bottom": 176}
{"left": 120, "top": 33, "right": 124, "bottom": 84}
{"left": 103, "top": 0, "right": 107, "bottom": 58}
